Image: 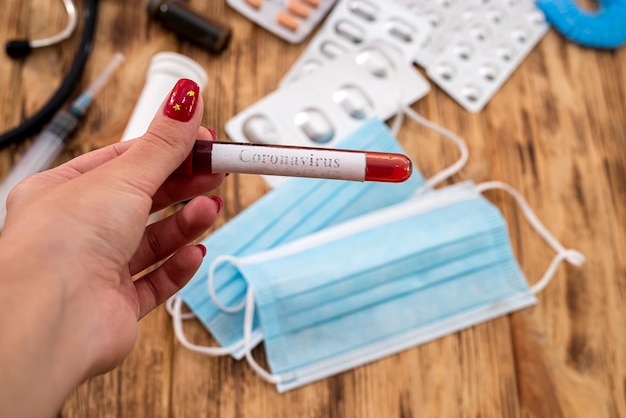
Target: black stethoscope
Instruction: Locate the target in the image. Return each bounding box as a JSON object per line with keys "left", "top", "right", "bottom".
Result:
{"left": 1, "top": 0, "right": 230, "bottom": 149}
{"left": 1, "top": 0, "right": 98, "bottom": 148}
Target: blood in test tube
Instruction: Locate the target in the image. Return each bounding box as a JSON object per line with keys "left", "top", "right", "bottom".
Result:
{"left": 365, "top": 152, "right": 413, "bottom": 183}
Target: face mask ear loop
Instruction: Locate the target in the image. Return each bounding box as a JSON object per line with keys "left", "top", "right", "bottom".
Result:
{"left": 207, "top": 255, "right": 247, "bottom": 313}
{"left": 476, "top": 181, "right": 585, "bottom": 294}
{"left": 243, "top": 289, "right": 291, "bottom": 384}
{"left": 166, "top": 295, "right": 194, "bottom": 319}
{"left": 170, "top": 296, "right": 243, "bottom": 356}
{"left": 401, "top": 105, "right": 470, "bottom": 195}
{"left": 389, "top": 95, "right": 405, "bottom": 137}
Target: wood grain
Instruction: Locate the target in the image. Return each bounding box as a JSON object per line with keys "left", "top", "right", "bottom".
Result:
{"left": 0, "top": 1, "right": 624, "bottom": 417}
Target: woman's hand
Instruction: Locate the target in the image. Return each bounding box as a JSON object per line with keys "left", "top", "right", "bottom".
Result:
{"left": 0, "top": 79, "right": 224, "bottom": 417}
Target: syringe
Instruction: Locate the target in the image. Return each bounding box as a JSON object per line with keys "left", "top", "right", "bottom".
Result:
{"left": 0, "top": 52, "right": 125, "bottom": 230}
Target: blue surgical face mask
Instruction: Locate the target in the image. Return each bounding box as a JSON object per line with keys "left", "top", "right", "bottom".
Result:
{"left": 170, "top": 114, "right": 469, "bottom": 358}
{"left": 176, "top": 181, "right": 583, "bottom": 392}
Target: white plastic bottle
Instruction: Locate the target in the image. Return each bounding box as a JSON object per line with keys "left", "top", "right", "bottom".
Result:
{"left": 120, "top": 52, "right": 208, "bottom": 141}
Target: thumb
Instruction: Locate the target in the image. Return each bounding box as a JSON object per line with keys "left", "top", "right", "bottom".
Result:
{"left": 98, "top": 78, "right": 203, "bottom": 197}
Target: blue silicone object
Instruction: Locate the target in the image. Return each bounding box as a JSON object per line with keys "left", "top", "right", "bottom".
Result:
{"left": 536, "top": 0, "right": 626, "bottom": 49}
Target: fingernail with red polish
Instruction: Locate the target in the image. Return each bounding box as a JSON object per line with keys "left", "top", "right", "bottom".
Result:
{"left": 207, "top": 127, "right": 218, "bottom": 140}
{"left": 209, "top": 195, "right": 223, "bottom": 215}
{"left": 196, "top": 244, "right": 207, "bottom": 257}
{"left": 164, "top": 78, "right": 200, "bottom": 122}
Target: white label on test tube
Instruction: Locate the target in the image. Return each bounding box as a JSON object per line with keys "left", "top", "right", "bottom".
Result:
{"left": 210, "top": 143, "right": 367, "bottom": 181}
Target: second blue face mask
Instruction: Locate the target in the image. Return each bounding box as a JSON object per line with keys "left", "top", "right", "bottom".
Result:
{"left": 171, "top": 116, "right": 468, "bottom": 358}
{"left": 201, "top": 181, "right": 584, "bottom": 392}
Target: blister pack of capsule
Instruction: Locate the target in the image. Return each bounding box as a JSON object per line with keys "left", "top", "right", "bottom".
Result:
{"left": 226, "top": 0, "right": 339, "bottom": 44}
{"left": 393, "top": 0, "right": 549, "bottom": 111}
{"left": 279, "top": 0, "right": 432, "bottom": 85}
{"left": 225, "top": 42, "right": 430, "bottom": 187}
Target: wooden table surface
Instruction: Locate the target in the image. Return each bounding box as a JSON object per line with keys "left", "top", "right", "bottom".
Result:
{"left": 1, "top": 1, "right": 625, "bottom": 417}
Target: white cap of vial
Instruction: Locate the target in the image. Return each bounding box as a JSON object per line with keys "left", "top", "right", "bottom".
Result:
{"left": 120, "top": 52, "right": 208, "bottom": 141}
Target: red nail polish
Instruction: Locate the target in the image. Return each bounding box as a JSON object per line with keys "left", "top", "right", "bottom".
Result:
{"left": 209, "top": 195, "right": 223, "bottom": 214}
{"left": 164, "top": 78, "right": 200, "bottom": 122}
{"left": 196, "top": 244, "right": 207, "bottom": 257}
{"left": 207, "top": 127, "right": 218, "bottom": 140}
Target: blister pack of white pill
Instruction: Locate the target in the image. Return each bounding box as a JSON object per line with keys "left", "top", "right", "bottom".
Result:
{"left": 226, "top": 0, "right": 339, "bottom": 44}
{"left": 425, "top": 0, "right": 549, "bottom": 111}
{"left": 392, "top": 0, "right": 473, "bottom": 67}
{"left": 279, "top": 0, "right": 432, "bottom": 85}
{"left": 392, "top": 0, "right": 549, "bottom": 112}
{"left": 225, "top": 42, "right": 430, "bottom": 187}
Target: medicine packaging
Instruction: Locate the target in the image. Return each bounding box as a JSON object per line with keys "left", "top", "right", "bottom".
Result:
{"left": 225, "top": 42, "right": 430, "bottom": 187}
{"left": 279, "top": 0, "right": 432, "bottom": 85}
{"left": 226, "top": 0, "right": 339, "bottom": 44}
{"left": 393, "top": 0, "right": 549, "bottom": 111}
{"left": 392, "top": 0, "right": 468, "bottom": 67}
{"left": 278, "top": 0, "right": 548, "bottom": 111}
{"left": 425, "top": 1, "right": 548, "bottom": 111}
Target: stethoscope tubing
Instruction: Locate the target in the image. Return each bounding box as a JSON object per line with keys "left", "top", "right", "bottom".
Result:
{"left": 30, "top": 0, "right": 78, "bottom": 49}
{"left": 0, "top": 0, "right": 98, "bottom": 148}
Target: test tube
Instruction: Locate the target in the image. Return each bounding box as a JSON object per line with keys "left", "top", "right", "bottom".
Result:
{"left": 175, "top": 140, "right": 413, "bottom": 183}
